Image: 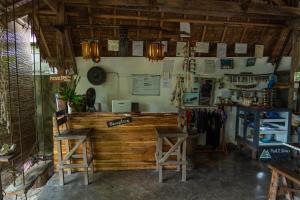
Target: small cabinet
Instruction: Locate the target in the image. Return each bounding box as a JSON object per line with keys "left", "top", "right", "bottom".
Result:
{"left": 235, "top": 106, "right": 291, "bottom": 160}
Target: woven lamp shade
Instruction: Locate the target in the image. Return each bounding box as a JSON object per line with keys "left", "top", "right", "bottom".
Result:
{"left": 146, "top": 42, "right": 165, "bottom": 61}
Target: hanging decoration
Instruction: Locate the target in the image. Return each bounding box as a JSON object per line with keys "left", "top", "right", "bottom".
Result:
{"left": 81, "top": 40, "right": 101, "bottom": 63}
{"left": 146, "top": 42, "right": 165, "bottom": 61}
{"left": 90, "top": 40, "right": 101, "bottom": 63}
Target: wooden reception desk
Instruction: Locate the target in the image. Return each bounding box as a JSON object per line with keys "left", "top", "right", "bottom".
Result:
{"left": 53, "top": 112, "right": 178, "bottom": 171}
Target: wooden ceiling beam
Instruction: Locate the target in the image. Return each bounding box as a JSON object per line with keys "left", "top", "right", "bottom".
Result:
{"left": 201, "top": 16, "right": 208, "bottom": 42}
{"left": 64, "top": 0, "right": 300, "bottom": 19}
{"left": 33, "top": 14, "right": 52, "bottom": 58}
{"left": 221, "top": 17, "right": 229, "bottom": 42}
{"left": 42, "top": 0, "right": 57, "bottom": 13}
{"left": 272, "top": 28, "right": 291, "bottom": 58}
{"left": 65, "top": 16, "right": 77, "bottom": 74}
{"left": 91, "top": 14, "right": 286, "bottom": 28}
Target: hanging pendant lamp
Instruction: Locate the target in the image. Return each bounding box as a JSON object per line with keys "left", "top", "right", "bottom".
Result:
{"left": 146, "top": 42, "right": 165, "bottom": 62}
{"left": 82, "top": 40, "right": 91, "bottom": 59}
{"left": 90, "top": 40, "right": 101, "bottom": 63}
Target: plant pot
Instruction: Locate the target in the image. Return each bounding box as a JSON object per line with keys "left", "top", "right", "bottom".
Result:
{"left": 67, "top": 101, "right": 72, "bottom": 114}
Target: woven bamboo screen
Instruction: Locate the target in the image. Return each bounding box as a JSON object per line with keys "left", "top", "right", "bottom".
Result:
{"left": 0, "top": 23, "right": 36, "bottom": 159}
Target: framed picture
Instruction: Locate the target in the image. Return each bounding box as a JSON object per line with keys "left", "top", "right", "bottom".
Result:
{"left": 246, "top": 58, "right": 256, "bottom": 67}
{"left": 220, "top": 58, "right": 234, "bottom": 69}
{"left": 199, "top": 78, "right": 216, "bottom": 106}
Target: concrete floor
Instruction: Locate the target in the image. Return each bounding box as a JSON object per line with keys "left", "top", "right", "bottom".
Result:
{"left": 35, "top": 152, "right": 282, "bottom": 200}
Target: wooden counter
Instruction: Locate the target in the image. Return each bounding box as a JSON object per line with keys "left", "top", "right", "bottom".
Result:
{"left": 53, "top": 112, "right": 178, "bottom": 171}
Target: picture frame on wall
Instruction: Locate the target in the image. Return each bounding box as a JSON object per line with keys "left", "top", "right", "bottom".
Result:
{"left": 199, "top": 78, "right": 216, "bottom": 106}
{"left": 246, "top": 58, "right": 256, "bottom": 67}
{"left": 220, "top": 58, "right": 234, "bottom": 69}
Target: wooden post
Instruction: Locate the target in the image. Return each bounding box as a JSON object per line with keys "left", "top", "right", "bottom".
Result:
{"left": 158, "top": 137, "right": 163, "bottom": 183}
{"left": 57, "top": 140, "right": 64, "bottom": 186}
{"left": 268, "top": 170, "right": 279, "bottom": 200}
{"left": 182, "top": 138, "right": 187, "bottom": 182}
{"left": 83, "top": 141, "right": 89, "bottom": 185}
{"left": 288, "top": 30, "right": 300, "bottom": 110}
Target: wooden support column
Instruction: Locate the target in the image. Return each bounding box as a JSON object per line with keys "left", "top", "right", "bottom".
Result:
{"left": 288, "top": 30, "right": 300, "bottom": 110}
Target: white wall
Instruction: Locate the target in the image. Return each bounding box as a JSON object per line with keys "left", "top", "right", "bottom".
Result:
{"left": 75, "top": 56, "right": 291, "bottom": 143}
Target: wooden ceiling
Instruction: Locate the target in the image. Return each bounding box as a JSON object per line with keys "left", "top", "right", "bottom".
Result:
{"left": 1, "top": 0, "right": 300, "bottom": 72}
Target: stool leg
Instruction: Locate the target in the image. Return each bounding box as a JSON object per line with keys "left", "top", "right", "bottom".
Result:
{"left": 158, "top": 137, "right": 163, "bottom": 183}
{"left": 268, "top": 170, "right": 279, "bottom": 200}
{"left": 282, "top": 177, "right": 293, "bottom": 200}
{"left": 57, "top": 140, "right": 64, "bottom": 186}
{"left": 65, "top": 140, "right": 72, "bottom": 175}
{"left": 177, "top": 138, "right": 181, "bottom": 172}
{"left": 182, "top": 138, "right": 186, "bottom": 182}
{"left": 89, "top": 138, "right": 94, "bottom": 174}
{"left": 83, "top": 141, "right": 89, "bottom": 185}
{"left": 155, "top": 137, "right": 159, "bottom": 172}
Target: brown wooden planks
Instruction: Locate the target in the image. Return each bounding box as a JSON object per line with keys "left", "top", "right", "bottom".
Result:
{"left": 53, "top": 113, "right": 178, "bottom": 171}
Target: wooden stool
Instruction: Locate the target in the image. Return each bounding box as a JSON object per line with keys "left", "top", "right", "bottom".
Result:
{"left": 268, "top": 163, "right": 300, "bottom": 200}
{"left": 54, "top": 110, "right": 94, "bottom": 186}
{"left": 155, "top": 126, "right": 188, "bottom": 183}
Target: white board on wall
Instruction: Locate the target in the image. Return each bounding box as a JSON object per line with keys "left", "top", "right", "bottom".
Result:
{"left": 131, "top": 74, "right": 161, "bottom": 96}
{"left": 132, "top": 41, "right": 144, "bottom": 56}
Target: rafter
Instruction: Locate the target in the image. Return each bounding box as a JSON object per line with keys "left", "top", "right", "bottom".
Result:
{"left": 34, "top": 14, "right": 52, "bottom": 58}
{"left": 90, "top": 14, "right": 286, "bottom": 28}
{"left": 63, "top": 0, "right": 300, "bottom": 19}
{"left": 272, "top": 28, "right": 291, "bottom": 58}
{"left": 42, "top": 0, "right": 57, "bottom": 13}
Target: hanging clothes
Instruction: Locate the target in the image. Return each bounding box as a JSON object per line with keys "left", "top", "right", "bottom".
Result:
{"left": 183, "top": 107, "right": 226, "bottom": 149}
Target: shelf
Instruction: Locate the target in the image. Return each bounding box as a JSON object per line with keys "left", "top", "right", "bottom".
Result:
{"left": 260, "top": 130, "right": 287, "bottom": 134}
{"left": 260, "top": 119, "right": 286, "bottom": 123}
{"left": 259, "top": 142, "right": 284, "bottom": 146}
{"left": 225, "top": 73, "right": 272, "bottom": 77}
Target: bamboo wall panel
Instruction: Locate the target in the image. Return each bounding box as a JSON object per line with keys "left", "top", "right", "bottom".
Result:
{"left": 53, "top": 112, "right": 178, "bottom": 171}
{"left": 0, "top": 23, "right": 36, "bottom": 161}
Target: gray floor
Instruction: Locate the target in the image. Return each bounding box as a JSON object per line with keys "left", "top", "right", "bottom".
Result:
{"left": 37, "top": 152, "right": 278, "bottom": 200}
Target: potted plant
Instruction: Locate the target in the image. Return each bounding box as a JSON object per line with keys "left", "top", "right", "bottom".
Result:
{"left": 59, "top": 76, "right": 83, "bottom": 114}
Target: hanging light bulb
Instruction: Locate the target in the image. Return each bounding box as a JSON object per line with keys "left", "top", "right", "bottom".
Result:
{"left": 146, "top": 42, "right": 165, "bottom": 62}
{"left": 90, "top": 40, "right": 101, "bottom": 63}
{"left": 82, "top": 40, "right": 91, "bottom": 59}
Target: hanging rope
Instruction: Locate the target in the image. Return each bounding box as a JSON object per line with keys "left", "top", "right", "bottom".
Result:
{"left": 37, "top": 0, "right": 46, "bottom": 161}
{"left": 5, "top": 0, "right": 17, "bottom": 188}
{"left": 12, "top": 0, "right": 25, "bottom": 186}
{"left": 31, "top": 0, "right": 39, "bottom": 155}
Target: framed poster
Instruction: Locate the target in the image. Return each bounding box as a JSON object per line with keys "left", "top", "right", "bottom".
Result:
{"left": 196, "top": 42, "right": 209, "bottom": 53}
{"left": 217, "top": 43, "right": 227, "bottom": 58}
{"left": 235, "top": 43, "right": 247, "bottom": 54}
{"left": 255, "top": 45, "right": 264, "bottom": 58}
{"left": 132, "top": 74, "right": 161, "bottom": 96}
{"left": 108, "top": 40, "right": 119, "bottom": 51}
{"left": 176, "top": 42, "right": 187, "bottom": 56}
{"left": 132, "top": 41, "right": 144, "bottom": 56}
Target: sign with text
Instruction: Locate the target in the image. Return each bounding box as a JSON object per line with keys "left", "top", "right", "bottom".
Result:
{"left": 259, "top": 146, "right": 291, "bottom": 161}
{"left": 107, "top": 117, "right": 132, "bottom": 128}
{"left": 49, "top": 75, "right": 72, "bottom": 83}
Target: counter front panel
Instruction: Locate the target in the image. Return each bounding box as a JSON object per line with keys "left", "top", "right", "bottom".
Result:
{"left": 53, "top": 112, "right": 178, "bottom": 171}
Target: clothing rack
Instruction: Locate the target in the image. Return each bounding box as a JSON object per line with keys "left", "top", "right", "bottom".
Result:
{"left": 178, "top": 105, "right": 228, "bottom": 154}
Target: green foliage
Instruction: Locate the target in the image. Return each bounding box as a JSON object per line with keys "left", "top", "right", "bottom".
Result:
{"left": 59, "top": 76, "right": 83, "bottom": 107}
